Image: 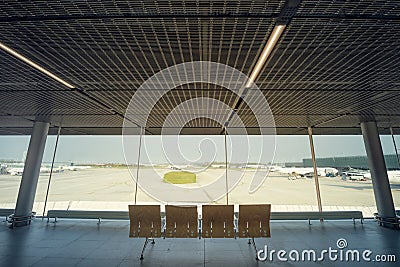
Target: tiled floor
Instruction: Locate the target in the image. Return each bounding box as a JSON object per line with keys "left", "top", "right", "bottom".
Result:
{"left": 0, "top": 219, "right": 399, "bottom": 267}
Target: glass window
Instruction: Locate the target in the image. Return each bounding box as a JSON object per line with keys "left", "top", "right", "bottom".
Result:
{"left": 381, "top": 135, "right": 400, "bottom": 211}
{"left": 6, "top": 133, "right": 396, "bottom": 216}
{"left": 313, "top": 135, "right": 376, "bottom": 217}
{"left": 44, "top": 135, "right": 317, "bottom": 212}
{"left": 44, "top": 136, "right": 131, "bottom": 213}
{"left": 0, "top": 136, "right": 30, "bottom": 209}
{"left": 219, "top": 135, "right": 319, "bottom": 212}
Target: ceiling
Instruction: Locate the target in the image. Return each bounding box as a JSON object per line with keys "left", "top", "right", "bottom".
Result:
{"left": 0, "top": 0, "right": 399, "bottom": 135}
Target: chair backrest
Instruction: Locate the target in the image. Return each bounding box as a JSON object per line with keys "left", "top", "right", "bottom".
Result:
{"left": 238, "top": 204, "right": 271, "bottom": 238}
{"left": 165, "top": 205, "right": 198, "bottom": 238}
{"left": 129, "top": 205, "right": 161, "bottom": 238}
{"left": 202, "top": 205, "right": 234, "bottom": 238}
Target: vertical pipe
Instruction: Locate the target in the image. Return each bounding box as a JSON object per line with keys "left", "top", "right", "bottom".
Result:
{"left": 14, "top": 121, "right": 49, "bottom": 226}
{"left": 42, "top": 125, "right": 61, "bottom": 219}
{"left": 361, "top": 121, "right": 396, "bottom": 223}
{"left": 307, "top": 127, "right": 323, "bottom": 217}
{"left": 390, "top": 127, "right": 400, "bottom": 168}
{"left": 134, "top": 127, "right": 144, "bottom": 205}
{"left": 224, "top": 127, "right": 228, "bottom": 205}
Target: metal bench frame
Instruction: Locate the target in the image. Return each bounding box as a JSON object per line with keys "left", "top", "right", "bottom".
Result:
{"left": 373, "top": 213, "right": 400, "bottom": 230}
{"left": 7, "top": 212, "right": 36, "bottom": 228}
{"left": 0, "top": 208, "right": 15, "bottom": 222}
{"left": 47, "top": 210, "right": 129, "bottom": 224}
{"left": 270, "top": 211, "right": 364, "bottom": 225}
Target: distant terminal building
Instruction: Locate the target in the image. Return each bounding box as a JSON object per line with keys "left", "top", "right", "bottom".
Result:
{"left": 282, "top": 162, "right": 304, "bottom": 168}
{"left": 303, "top": 154, "right": 400, "bottom": 170}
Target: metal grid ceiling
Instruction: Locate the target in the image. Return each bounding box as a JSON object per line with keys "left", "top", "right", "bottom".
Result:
{"left": 0, "top": 0, "right": 399, "bottom": 135}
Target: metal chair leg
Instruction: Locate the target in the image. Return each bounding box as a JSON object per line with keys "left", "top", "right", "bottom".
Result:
{"left": 140, "top": 237, "right": 155, "bottom": 260}
{"left": 140, "top": 238, "right": 150, "bottom": 260}
{"left": 248, "top": 237, "right": 258, "bottom": 260}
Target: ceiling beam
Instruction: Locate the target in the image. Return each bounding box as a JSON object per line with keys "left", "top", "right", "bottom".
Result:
{"left": 1, "top": 13, "right": 399, "bottom": 23}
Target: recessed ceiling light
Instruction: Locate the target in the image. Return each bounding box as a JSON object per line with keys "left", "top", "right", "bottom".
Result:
{"left": 246, "top": 25, "right": 286, "bottom": 88}
{"left": 0, "top": 42, "right": 75, "bottom": 89}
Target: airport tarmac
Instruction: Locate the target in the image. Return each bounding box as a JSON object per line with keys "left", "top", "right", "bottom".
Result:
{"left": 0, "top": 167, "right": 399, "bottom": 218}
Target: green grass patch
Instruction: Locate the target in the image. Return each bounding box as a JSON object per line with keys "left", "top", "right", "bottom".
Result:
{"left": 163, "top": 171, "right": 196, "bottom": 184}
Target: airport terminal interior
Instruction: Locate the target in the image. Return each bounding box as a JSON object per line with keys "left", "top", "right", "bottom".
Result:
{"left": 0, "top": 1, "right": 400, "bottom": 266}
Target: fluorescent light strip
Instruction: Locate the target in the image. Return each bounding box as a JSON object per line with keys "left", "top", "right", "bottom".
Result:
{"left": 0, "top": 42, "right": 75, "bottom": 89}
{"left": 245, "top": 24, "right": 286, "bottom": 88}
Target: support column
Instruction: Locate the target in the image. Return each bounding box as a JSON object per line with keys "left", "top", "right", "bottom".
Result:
{"left": 14, "top": 121, "right": 49, "bottom": 226}
{"left": 361, "top": 121, "right": 396, "bottom": 226}
{"left": 308, "top": 127, "right": 323, "bottom": 217}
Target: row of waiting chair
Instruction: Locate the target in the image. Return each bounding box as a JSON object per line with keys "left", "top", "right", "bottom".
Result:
{"left": 128, "top": 204, "right": 271, "bottom": 260}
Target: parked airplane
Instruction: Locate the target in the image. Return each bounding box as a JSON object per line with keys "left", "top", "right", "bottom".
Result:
{"left": 7, "top": 167, "right": 24, "bottom": 176}
{"left": 61, "top": 165, "right": 91, "bottom": 171}
{"left": 387, "top": 171, "right": 400, "bottom": 184}
{"left": 273, "top": 167, "right": 338, "bottom": 180}
{"left": 7, "top": 165, "right": 90, "bottom": 175}
{"left": 8, "top": 166, "right": 53, "bottom": 175}
{"left": 363, "top": 170, "right": 400, "bottom": 184}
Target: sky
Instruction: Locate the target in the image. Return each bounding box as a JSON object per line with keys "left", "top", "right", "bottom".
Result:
{"left": 0, "top": 134, "right": 398, "bottom": 165}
